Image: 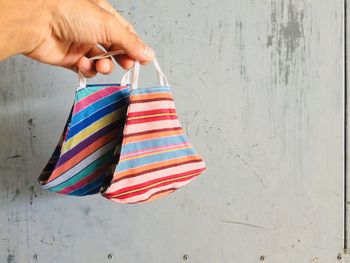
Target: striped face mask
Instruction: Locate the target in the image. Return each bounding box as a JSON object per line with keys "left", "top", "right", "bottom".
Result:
{"left": 101, "top": 58, "right": 206, "bottom": 204}
{"left": 38, "top": 82, "right": 130, "bottom": 196}
{"left": 38, "top": 51, "right": 206, "bottom": 203}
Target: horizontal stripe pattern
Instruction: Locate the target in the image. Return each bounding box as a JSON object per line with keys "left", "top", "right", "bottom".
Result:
{"left": 38, "top": 85, "right": 130, "bottom": 195}
{"left": 102, "top": 86, "right": 206, "bottom": 203}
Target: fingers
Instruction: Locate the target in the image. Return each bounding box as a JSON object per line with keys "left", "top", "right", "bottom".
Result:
{"left": 95, "top": 59, "right": 114, "bottom": 74}
{"left": 100, "top": 10, "right": 155, "bottom": 64}
{"left": 115, "top": 54, "right": 135, "bottom": 69}
{"left": 86, "top": 45, "right": 115, "bottom": 75}
{"left": 76, "top": 55, "right": 114, "bottom": 78}
{"left": 90, "top": 0, "right": 142, "bottom": 69}
{"left": 76, "top": 56, "right": 97, "bottom": 78}
{"left": 91, "top": 0, "right": 137, "bottom": 34}
{"left": 70, "top": 1, "right": 155, "bottom": 77}
{"left": 76, "top": 45, "right": 114, "bottom": 77}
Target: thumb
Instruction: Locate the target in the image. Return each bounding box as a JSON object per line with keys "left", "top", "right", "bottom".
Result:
{"left": 102, "top": 11, "right": 155, "bottom": 63}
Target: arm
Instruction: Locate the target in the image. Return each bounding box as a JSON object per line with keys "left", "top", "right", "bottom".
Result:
{"left": 0, "top": 0, "right": 155, "bottom": 77}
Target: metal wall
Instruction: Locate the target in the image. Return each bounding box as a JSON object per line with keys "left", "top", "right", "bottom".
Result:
{"left": 0, "top": 1, "right": 346, "bottom": 262}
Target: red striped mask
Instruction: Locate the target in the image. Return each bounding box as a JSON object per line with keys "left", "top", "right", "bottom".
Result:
{"left": 101, "top": 58, "right": 206, "bottom": 204}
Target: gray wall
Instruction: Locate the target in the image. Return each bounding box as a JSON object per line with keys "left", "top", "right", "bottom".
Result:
{"left": 0, "top": 0, "right": 346, "bottom": 262}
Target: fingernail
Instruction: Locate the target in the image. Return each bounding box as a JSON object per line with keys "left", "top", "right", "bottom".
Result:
{"left": 103, "top": 62, "right": 110, "bottom": 72}
{"left": 143, "top": 46, "right": 155, "bottom": 59}
{"left": 81, "top": 59, "right": 93, "bottom": 71}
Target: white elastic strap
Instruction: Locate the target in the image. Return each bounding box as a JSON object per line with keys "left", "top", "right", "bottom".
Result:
{"left": 77, "top": 49, "right": 169, "bottom": 90}
{"left": 153, "top": 57, "right": 169, "bottom": 87}
{"left": 78, "top": 50, "right": 126, "bottom": 89}
{"left": 78, "top": 71, "right": 87, "bottom": 91}
{"left": 127, "top": 58, "right": 169, "bottom": 90}
{"left": 132, "top": 61, "right": 140, "bottom": 90}
{"left": 120, "top": 69, "right": 131, "bottom": 86}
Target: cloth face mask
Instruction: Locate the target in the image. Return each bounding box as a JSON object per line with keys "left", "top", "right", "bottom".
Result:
{"left": 38, "top": 69, "right": 130, "bottom": 195}
{"left": 101, "top": 59, "right": 206, "bottom": 204}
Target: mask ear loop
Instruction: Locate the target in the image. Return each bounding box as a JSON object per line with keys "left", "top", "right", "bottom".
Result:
{"left": 77, "top": 50, "right": 127, "bottom": 90}
{"left": 120, "top": 57, "right": 169, "bottom": 91}
{"left": 77, "top": 48, "right": 169, "bottom": 90}
{"left": 153, "top": 58, "right": 169, "bottom": 87}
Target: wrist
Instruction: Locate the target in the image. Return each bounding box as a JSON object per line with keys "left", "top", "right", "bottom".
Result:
{"left": 0, "top": 0, "right": 53, "bottom": 60}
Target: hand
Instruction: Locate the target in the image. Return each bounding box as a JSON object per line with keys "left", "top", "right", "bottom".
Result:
{"left": 0, "top": 0, "right": 155, "bottom": 77}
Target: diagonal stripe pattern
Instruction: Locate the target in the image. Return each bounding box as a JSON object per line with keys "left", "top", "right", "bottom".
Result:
{"left": 38, "top": 84, "right": 130, "bottom": 196}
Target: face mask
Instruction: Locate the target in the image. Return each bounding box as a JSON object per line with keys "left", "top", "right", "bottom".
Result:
{"left": 39, "top": 51, "right": 206, "bottom": 203}
{"left": 38, "top": 51, "right": 130, "bottom": 195}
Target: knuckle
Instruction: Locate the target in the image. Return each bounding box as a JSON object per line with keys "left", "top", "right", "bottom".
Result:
{"left": 126, "top": 24, "right": 136, "bottom": 33}
{"left": 130, "top": 33, "right": 143, "bottom": 49}
{"left": 93, "top": 0, "right": 105, "bottom": 7}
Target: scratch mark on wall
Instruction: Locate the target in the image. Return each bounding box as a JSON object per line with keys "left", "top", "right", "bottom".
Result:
{"left": 221, "top": 219, "right": 272, "bottom": 230}
{"left": 267, "top": 35, "right": 274, "bottom": 47}
{"left": 40, "top": 235, "right": 55, "bottom": 246}
{"left": 5, "top": 155, "right": 21, "bottom": 160}
{"left": 7, "top": 253, "right": 15, "bottom": 263}
{"left": 81, "top": 207, "right": 91, "bottom": 216}
{"left": 29, "top": 186, "right": 37, "bottom": 205}
{"left": 11, "top": 189, "right": 19, "bottom": 202}
{"left": 235, "top": 154, "right": 266, "bottom": 187}
{"left": 235, "top": 19, "right": 249, "bottom": 82}
{"left": 27, "top": 118, "right": 36, "bottom": 153}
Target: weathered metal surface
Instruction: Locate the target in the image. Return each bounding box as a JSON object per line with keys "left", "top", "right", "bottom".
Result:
{"left": 0, "top": 0, "right": 345, "bottom": 262}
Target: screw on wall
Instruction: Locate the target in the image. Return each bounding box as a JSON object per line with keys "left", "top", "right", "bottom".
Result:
{"left": 107, "top": 254, "right": 113, "bottom": 259}
{"left": 260, "top": 255, "right": 266, "bottom": 261}
{"left": 27, "top": 118, "right": 36, "bottom": 129}
{"left": 183, "top": 254, "right": 189, "bottom": 260}
{"left": 337, "top": 253, "right": 342, "bottom": 260}
{"left": 33, "top": 254, "right": 38, "bottom": 260}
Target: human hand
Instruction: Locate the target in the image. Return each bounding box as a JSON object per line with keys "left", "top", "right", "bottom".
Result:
{"left": 0, "top": 0, "right": 154, "bottom": 77}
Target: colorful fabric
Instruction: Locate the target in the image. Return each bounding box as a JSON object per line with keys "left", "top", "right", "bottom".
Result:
{"left": 102, "top": 86, "right": 206, "bottom": 204}
{"left": 38, "top": 84, "right": 130, "bottom": 196}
